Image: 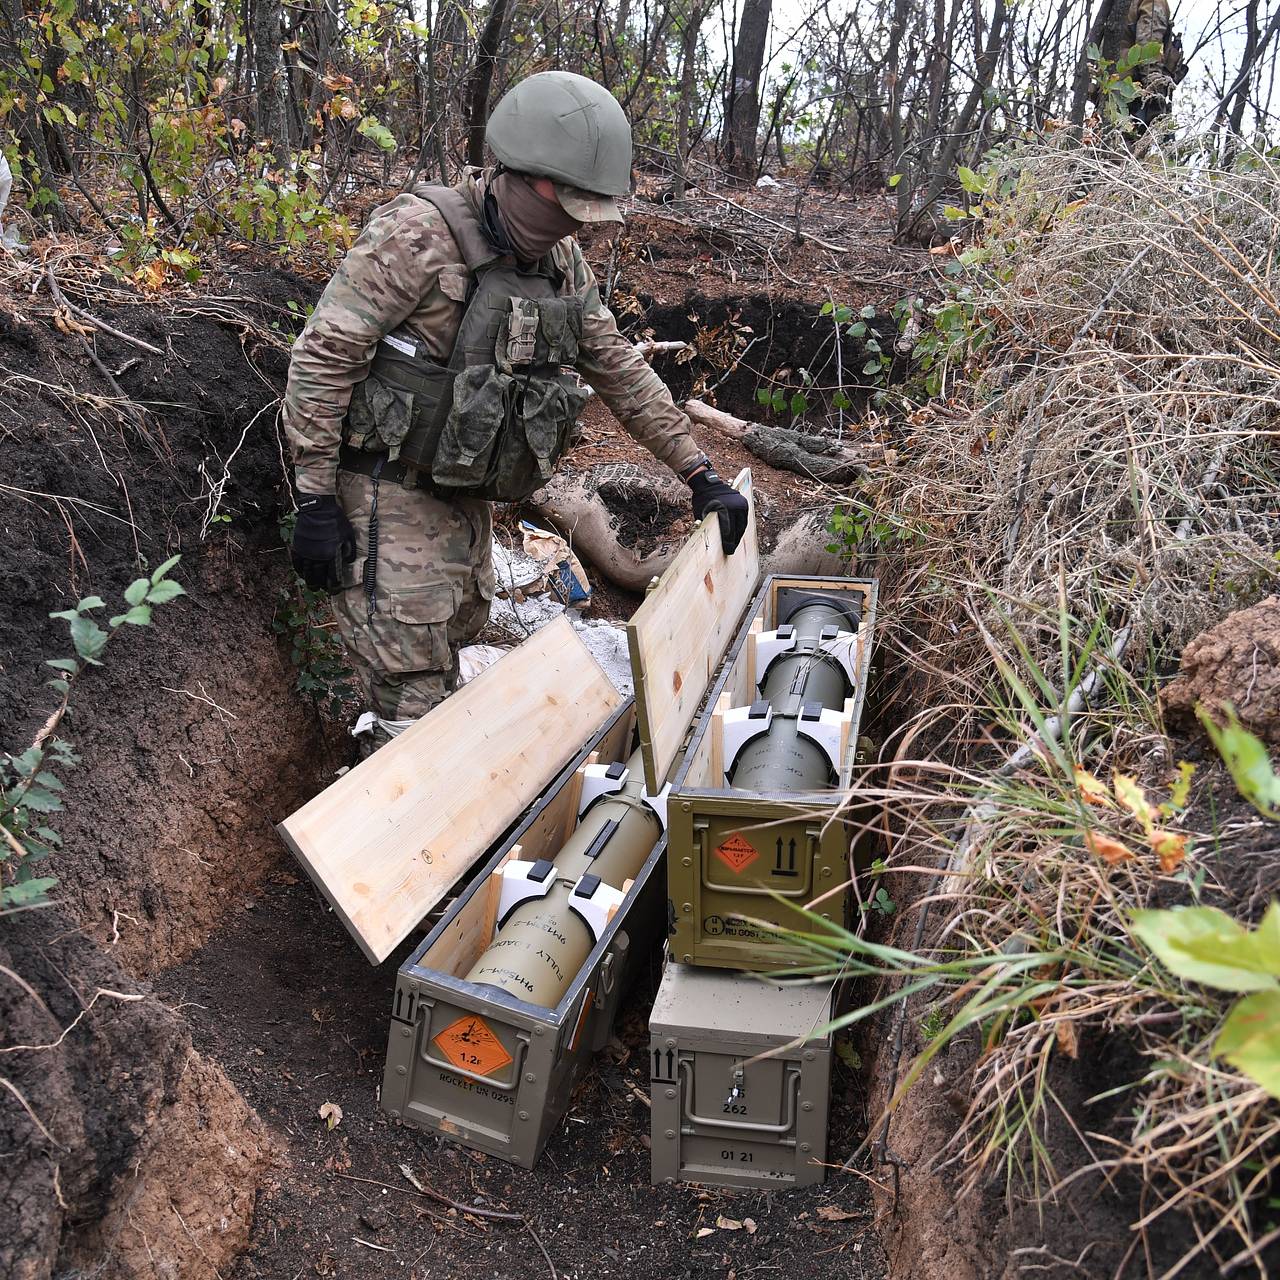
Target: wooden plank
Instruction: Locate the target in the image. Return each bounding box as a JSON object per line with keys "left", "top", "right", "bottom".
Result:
{"left": 628, "top": 470, "right": 760, "bottom": 793}
{"left": 278, "top": 616, "right": 624, "bottom": 965}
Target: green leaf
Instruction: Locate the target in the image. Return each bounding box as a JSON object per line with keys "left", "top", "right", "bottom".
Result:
{"left": 124, "top": 577, "right": 150, "bottom": 606}
{"left": 110, "top": 604, "right": 153, "bottom": 627}
{"left": 862, "top": 359, "right": 881, "bottom": 375}
{"left": 847, "top": 321, "right": 867, "bottom": 338}
{"left": 833, "top": 390, "right": 852, "bottom": 410}
{"left": 1197, "top": 703, "right": 1280, "bottom": 819}
{"left": 819, "top": 301, "right": 833, "bottom": 315}
{"left": 77, "top": 596, "right": 105, "bottom": 611}
{"left": 69, "top": 614, "right": 109, "bottom": 662}
{"left": 888, "top": 173, "right": 902, "bottom": 188}
{"left": 957, "top": 166, "right": 985, "bottom": 194}
{"left": 1130, "top": 903, "right": 1280, "bottom": 993}
{"left": 943, "top": 205, "right": 968, "bottom": 221}
{"left": 45, "top": 658, "right": 79, "bottom": 673}
{"left": 1216, "top": 989, "right": 1280, "bottom": 1099}
{"left": 17, "top": 784, "right": 65, "bottom": 813}
{"left": 151, "top": 554, "right": 182, "bottom": 584}
{"left": 789, "top": 392, "right": 808, "bottom": 415}
{"left": 146, "top": 580, "right": 186, "bottom": 604}
{"left": 2, "top": 876, "right": 58, "bottom": 908}
{"left": 770, "top": 389, "right": 786, "bottom": 411}
{"left": 756, "top": 388, "right": 772, "bottom": 406}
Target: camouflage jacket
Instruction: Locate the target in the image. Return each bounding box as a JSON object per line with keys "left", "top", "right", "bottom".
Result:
{"left": 285, "top": 172, "right": 702, "bottom": 494}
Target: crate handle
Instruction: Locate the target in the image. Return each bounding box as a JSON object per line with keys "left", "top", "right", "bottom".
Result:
{"left": 678, "top": 1059, "right": 801, "bottom": 1135}
{"left": 417, "top": 1004, "right": 530, "bottom": 1092}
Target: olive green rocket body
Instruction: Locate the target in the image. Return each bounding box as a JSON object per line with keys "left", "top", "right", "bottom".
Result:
{"left": 465, "top": 748, "right": 663, "bottom": 1007}
{"left": 666, "top": 577, "right": 877, "bottom": 972}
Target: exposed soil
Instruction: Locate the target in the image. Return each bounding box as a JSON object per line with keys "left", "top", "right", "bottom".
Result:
{"left": 0, "top": 909, "right": 272, "bottom": 1280}
{"left": 1162, "top": 593, "right": 1280, "bottom": 745}
{"left": 158, "top": 876, "right": 887, "bottom": 1280}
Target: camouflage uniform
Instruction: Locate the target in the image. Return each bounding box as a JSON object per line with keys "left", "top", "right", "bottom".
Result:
{"left": 284, "top": 172, "right": 702, "bottom": 740}
{"left": 1122, "top": 0, "right": 1183, "bottom": 124}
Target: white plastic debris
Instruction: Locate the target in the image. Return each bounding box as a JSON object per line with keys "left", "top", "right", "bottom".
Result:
{"left": 0, "top": 154, "right": 24, "bottom": 252}
{"left": 458, "top": 644, "right": 509, "bottom": 684}
{"left": 756, "top": 174, "right": 780, "bottom": 189}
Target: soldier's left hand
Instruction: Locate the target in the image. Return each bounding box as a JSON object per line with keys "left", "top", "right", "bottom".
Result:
{"left": 687, "top": 465, "right": 750, "bottom": 555}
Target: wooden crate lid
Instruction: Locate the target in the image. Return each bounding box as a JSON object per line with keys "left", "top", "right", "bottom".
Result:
{"left": 277, "top": 616, "right": 625, "bottom": 965}
{"left": 628, "top": 470, "right": 759, "bottom": 793}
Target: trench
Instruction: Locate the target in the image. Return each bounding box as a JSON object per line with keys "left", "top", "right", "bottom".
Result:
{"left": 3, "top": 273, "right": 919, "bottom": 1280}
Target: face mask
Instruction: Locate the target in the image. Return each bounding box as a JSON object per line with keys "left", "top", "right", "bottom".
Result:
{"left": 486, "top": 171, "right": 582, "bottom": 261}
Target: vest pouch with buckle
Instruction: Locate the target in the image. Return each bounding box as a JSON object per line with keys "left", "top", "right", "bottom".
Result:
{"left": 349, "top": 338, "right": 452, "bottom": 466}
{"left": 343, "top": 184, "right": 591, "bottom": 503}
{"left": 430, "top": 365, "right": 514, "bottom": 488}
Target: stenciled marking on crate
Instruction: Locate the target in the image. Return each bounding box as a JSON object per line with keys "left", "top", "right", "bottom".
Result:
{"left": 702, "top": 914, "right": 767, "bottom": 940}
{"left": 435, "top": 1071, "right": 516, "bottom": 1106}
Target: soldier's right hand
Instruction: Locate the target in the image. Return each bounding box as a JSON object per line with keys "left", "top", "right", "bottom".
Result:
{"left": 290, "top": 493, "right": 357, "bottom": 592}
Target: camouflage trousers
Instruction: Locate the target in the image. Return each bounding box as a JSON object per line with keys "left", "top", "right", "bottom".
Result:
{"left": 333, "top": 469, "right": 494, "bottom": 747}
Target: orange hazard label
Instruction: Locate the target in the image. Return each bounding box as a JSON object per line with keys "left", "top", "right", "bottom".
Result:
{"left": 713, "top": 833, "right": 759, "bottom": 874}
{"left": 433, "top": 1015, "right": 513, "bottom": 1077}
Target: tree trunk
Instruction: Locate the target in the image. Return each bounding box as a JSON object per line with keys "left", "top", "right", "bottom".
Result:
{"left": 466, "top": 0, "right": 513, "bottom": 169}
{"left": 252, "top": 0, "right": 289, "bottom": 161}
{"left": 722, "top": 0, "right": 771, "bottom": 179}
{"left": 674, "top": 0, "right": 703, "bottom": 197}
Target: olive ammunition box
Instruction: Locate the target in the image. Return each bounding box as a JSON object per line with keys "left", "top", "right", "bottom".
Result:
{"left": 633, "top": 568, "right": 877, "bottom": 972}
{"left": 649, "top": 963, "right": 833, "bottom": 1188}
{"left": 380, "top": 699, "right": 668, "bottom": 1168}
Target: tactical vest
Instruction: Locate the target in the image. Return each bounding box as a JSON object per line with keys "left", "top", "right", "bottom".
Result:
{"left": 343, "top": 185, "right": 589, "bottom": 502}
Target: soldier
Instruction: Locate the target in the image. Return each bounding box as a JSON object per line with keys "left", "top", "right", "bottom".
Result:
{"left": 284, "top": 71, "right": 750, "bottom": 750}
{"left": 1121, "top": 0, "right": 1187, "bottom": 132}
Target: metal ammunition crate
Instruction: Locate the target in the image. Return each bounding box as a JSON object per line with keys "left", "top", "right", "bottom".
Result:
{"left": 630, "top": 557, "right": 877, "bottom": 972}
{"left": 650, "top": 962, "right": 833, "bottom": 1188}
{"left": 379, "top": 698, "right": 668, "bottom": 1168}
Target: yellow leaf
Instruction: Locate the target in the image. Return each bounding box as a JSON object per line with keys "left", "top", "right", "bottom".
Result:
{"left": 817, "top": 1204, "right": 859, "bottom": 1222}
{"left": 1084, "top": 831, "right": 1136, "bottom": 865}
{"left": 1113, "top": 773, "right": 1154, "bottom": 834}
{"left": 1055, "top": 1018, "right": 1079, "bottom": 1059}
{"left": 318, "top": 1100, "right": 343, "bottom": 1129}
{"left": 1073, "top": 767, "right": 1112, "bottom": 807}
{"left": 1167, "top": 760, "right": 1196, "bottom": 812}
{"left": 1150, "top": 829, "right": 1187, "bottom": 873}
{"left": 138, "top": 260, "right": 168, "bottom": 292}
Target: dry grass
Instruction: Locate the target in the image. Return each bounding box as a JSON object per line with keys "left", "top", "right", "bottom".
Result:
{"left": 834, "top": 137, "right": 1280, "bottom": 1277}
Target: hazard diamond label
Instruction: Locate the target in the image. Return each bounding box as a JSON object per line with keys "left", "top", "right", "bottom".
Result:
{"left": 713, "top": 833, "right": 759, "bottom": 874}
{"left": 433, "top": 1015, "right": 513, "bottom": 1077}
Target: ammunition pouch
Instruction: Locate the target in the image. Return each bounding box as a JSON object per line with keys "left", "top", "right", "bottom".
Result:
{"left": 342, "top": 184, "right": 590, "bottom": 504}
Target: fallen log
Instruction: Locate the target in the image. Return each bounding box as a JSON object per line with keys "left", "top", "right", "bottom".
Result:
{"left": 528, "top": 469, "right": 682, "bottom": 593}
{"left": 684, "top": 399, "right": 888, "bottom": 483}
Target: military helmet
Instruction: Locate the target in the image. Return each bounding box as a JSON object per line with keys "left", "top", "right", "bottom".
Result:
{"left": 486, "top": 72, "right": 632, "bottom": 203}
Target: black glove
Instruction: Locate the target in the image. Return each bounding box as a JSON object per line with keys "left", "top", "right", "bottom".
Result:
{"left": 687, "top": 462, "right": 750, "bottom": 554}
{"left": 291, "top": 493, "right": 357, "bottom": 592}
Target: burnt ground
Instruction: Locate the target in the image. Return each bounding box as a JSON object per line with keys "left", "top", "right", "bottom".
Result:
{"left": 158, "top": 877, "right": 885, "bottom": 1280}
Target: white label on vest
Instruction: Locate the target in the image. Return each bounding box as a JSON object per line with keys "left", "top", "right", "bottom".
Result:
{"left": 381, "top": 332, "right": 417, "bottom": 357}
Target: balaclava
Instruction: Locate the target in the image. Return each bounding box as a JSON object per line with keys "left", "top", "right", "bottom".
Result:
{"left": 483, "top": 169, "right": 582, "bottom": 262}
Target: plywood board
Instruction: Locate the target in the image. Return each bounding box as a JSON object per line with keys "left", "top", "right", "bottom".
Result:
{"left": 278, "top": 616, "right": 624, "bottom": 964}
{"left": 628, "top": 470, "right": 760, "bottom": 793}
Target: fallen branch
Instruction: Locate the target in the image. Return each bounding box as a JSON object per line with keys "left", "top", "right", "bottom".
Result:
{"left": 42, "top": 267, "right": 149, "bottom": 430}
{"left": 684, "top": 399, "right": 887, "bottom": 482}
{"left": 43, "top": 271, "right": 164, "bottom": 356}
{"left": 633, "top": 339, "right": 690, "bottom": 360}
{"left": 529, "top": 472, "right": 678, "bottom": 592}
